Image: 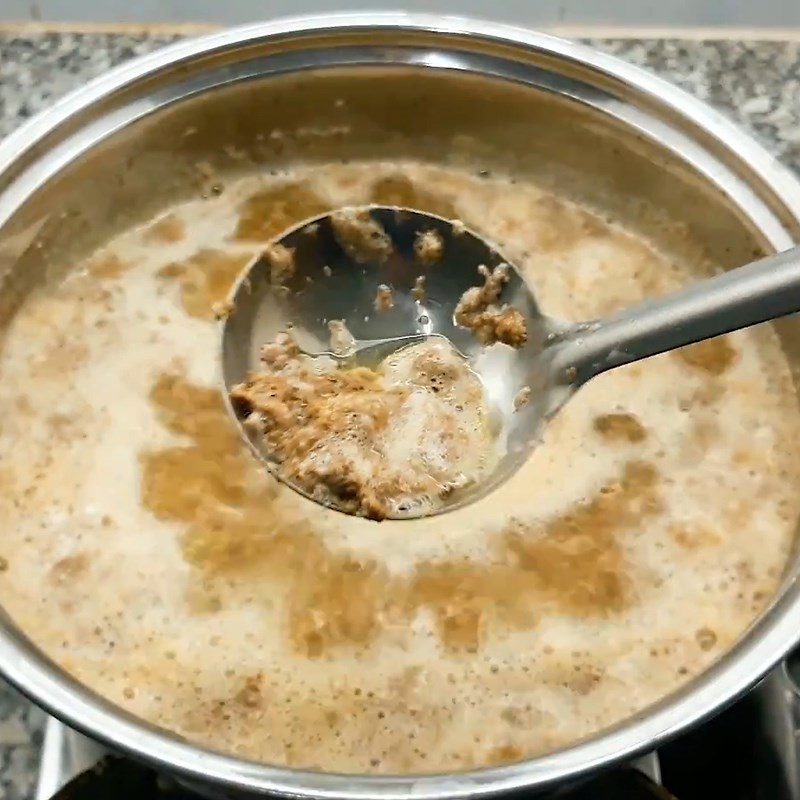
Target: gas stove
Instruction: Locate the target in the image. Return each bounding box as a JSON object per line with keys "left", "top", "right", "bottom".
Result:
{"left": 33, "top": 655, "right": 800, "bottom": 800}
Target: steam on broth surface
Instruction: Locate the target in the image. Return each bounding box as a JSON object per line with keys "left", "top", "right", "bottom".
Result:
{"left": 0, "top": 161, "right": 797, "bottom": 773}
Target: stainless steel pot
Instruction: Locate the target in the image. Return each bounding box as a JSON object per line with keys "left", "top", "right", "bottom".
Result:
{"left": 1, "top": 13, "right": 800, "bottom": 800}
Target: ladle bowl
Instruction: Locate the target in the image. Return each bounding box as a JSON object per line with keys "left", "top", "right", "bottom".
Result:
{"left": 222, "top": 204, "right": 800, "bottom": 519}
{"left": 220, "top": 205, "right": 549, "bottom": 517}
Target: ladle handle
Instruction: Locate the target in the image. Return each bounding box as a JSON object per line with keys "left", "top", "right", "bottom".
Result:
{"left": 552, "top": 245, "right": 800, "bottom": 385}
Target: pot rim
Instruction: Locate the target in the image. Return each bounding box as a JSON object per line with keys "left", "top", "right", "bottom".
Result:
{"left": 2, "top": 13, "right": 800, "bottom": 799}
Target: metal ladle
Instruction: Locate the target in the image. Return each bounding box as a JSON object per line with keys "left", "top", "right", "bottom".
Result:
{"left": 221, "top": 205, "right": 800, "bottom": 518}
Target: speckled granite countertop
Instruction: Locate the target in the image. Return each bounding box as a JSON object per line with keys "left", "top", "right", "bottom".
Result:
{"left": 0, "top": 31, "right": 799, "bottom": 800}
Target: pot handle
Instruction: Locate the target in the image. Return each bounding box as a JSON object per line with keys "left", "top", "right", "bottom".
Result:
{"left": 562, "top": 766, "right": 678, "bottom": 799}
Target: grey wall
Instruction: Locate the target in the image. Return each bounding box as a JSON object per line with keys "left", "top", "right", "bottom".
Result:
{"left": 3, "top": 0, "right": 800, "bottom": 28}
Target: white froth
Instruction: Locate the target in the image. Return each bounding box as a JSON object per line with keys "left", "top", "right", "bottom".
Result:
{"left": 0, "top": 161, "right": 795, "bottom": 774}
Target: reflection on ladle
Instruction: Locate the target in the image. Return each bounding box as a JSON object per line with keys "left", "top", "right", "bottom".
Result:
{"left": 221, "top": 205, "right": 800, "bottom": 519}
{"left": 297, "top": 333, "right": 429, "bottom": 365}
